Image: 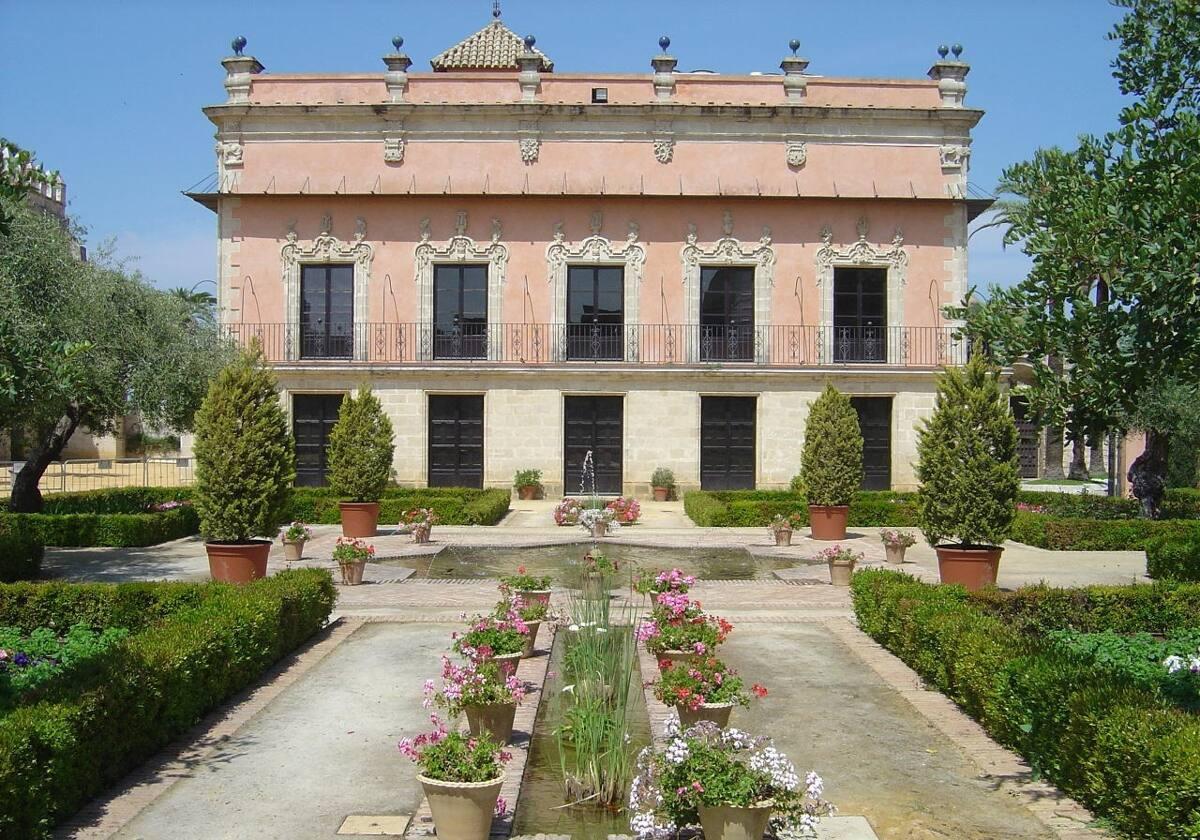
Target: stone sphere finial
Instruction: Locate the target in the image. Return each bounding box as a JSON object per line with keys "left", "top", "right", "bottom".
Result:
{"left": 658, "top": 35, "right": 671, "bottom": 52}
{"left": 392, "top": 36, "right": 404, "bottom": 51}
{"left": 937, "top": 44, "right": 949, "bottom": 59}
{"left": 789, "top": 39, "right": 801, "bottom": 55}
{"left": 523, "top": 34, "right": 536, "bottom": 50}
{"left": 951, "top": 43, "right": 963, "bottom": 58}
{"left": 232, "top": 36, "right": 247, "bottom": 56}
{"left": 492, "top": 0, "right": 501, "bottom": 18}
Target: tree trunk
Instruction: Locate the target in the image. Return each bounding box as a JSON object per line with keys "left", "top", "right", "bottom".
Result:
{"left": 1089, "top": 442, "right": 1105, "bottom": 475}
{"left": 1128, "top": 430, "right": 1169, "bottom": 519}
{"left": 8, "top": 410, "right": 80, "bottom": 513}
{"left": 1043, "top": 426, "right": 1066, "bottom": 480}
{"left": 1068, "top": 437, "right": 1089, "bottom": 481}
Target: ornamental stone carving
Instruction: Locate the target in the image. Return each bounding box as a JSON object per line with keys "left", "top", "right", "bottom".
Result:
{"left": 383, "top": 136, "right": 405, "bottom": 163}
{"left": 939, "top": 143, "right": 970, "bottom": 172}
{"left": 217, "top": 140, "right": 244, "bottom": 168}
{"left": 653, "top": 138, "right": 674, "bottom": 164}
{"left": 786, "top": 140, "right": 807, "bottom": 168}
{"left": 519, "top": 137, "right": 541, "bottom": 164}
{"left": 280, "top": 227, "right": 374, "bottom": 360}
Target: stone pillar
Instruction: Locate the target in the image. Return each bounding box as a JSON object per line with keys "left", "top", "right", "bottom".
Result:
{"left": 517, "top": 35, "right": 542, "bottom": 103}
{"left": 780, "top": 39, "right": 809, "bottom": 102}
{"left": 222, "top": 37, "right": 264, "bottom": 104}
{"left": 651, "top": 36, "right": 677, "bottom": 101}
{"left": 383, "top": 37, "right": 412, "bottom": 103}
{"left": 927, "top": 44, "right": 969, "bottom": 107}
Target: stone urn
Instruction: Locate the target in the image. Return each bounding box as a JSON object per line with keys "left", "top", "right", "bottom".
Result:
{"left": 809, "top": 505, "right": 849, "bottom": 540}
{"left": 339, "top": 502, "right": 380, "bottom": 538}
{"left": 677, "top": 701, "right": 734, "bottom": 728}
{"left": 936, "top": 545, "right": 1003, "bottom": 591}
{"left": 412, "top": 524, "right": 432, "bottom": 544}
{"left": 478, "top": 650, "right": 522, "bottom": 678}
{"left": 520, "top": 621, "right": 541, "bottom": 658}
{"left": 579, "top": 571, "right": 608, "bottom": 601}
{"left": 773, "top": 528, "right": 793, "bottom": 547}
{"left": 656, "top": 649, "right": 701, "bottom": 671}
{"left": 281, "top": 538, "right": 306, "bottom": 563}
{"left": 697, "top": 802, "right": 774, "bottom": 840}
{"left": 338, "top": 559, "right": 366, "bottom": 586}
{"left": 514, "top": 588, "right": 551, "bottom": 607}
{"left": 464, "top": 701, "right": 517, "bottom": 745}
{"left": 206, "top": 541, "right": 270, "bottom": 584}
{"left": 591, "top": 520, "right": 608, "bottom": 539}
{"left": 827, "top": 556, "right": 856, "bottom": 587}
{"left": 417, "top": 774, "right": 504, "bottom": 840}
{"left": 885, "top": 544, "right": 907, "bottom": 564}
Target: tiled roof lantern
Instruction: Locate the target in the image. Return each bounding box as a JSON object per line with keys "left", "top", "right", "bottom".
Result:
{"left": 430, "top": 17, "right": 554, "bottom": 72}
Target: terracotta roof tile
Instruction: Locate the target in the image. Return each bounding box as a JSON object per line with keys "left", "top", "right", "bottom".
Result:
{"left": 430, "top": 19, "right": 554, "bottom": 72}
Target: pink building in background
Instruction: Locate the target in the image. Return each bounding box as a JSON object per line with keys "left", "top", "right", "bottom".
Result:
{"left": 191, "top": 11, "right": 989, "bottom": 495}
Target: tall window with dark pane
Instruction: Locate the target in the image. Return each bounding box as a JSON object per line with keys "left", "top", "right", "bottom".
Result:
{"left": 300, "top": 264, "right": 354, "bottom": 359}
{"left": 833, "top": 267, "right": 887, "bottom": 362}
{"left": 566, "top": 265, "right": 624, "bottom": 360}
{"left": 434, "top": 264, "right": 488, "bottom": 360}
{"left": 699, "top": 266, "right": 754, "bottom": 361}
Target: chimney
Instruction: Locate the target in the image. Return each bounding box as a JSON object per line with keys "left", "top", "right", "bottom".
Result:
{"left": 780, "top": 39, "right": 810, "bottom": 102}
{"left": 383, "top": 36, "right": 413, "bottom": 103}
{"left": 928, "top": 44, "right": 969, "bottom": 107}
{"left": 651, "top": 36, "right": 677, "bottom": 101}
{"left": 222, "top": 36, "right": 263, "bottom": 104}
{"left": 517, "top": 35, "right": 542, "bottom": 102}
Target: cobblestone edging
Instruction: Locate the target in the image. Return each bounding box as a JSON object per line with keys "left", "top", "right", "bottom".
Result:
{"left": 405, "top": 624, "right": 557, "bottom": 840}
{"left": 54, "top": 618, "right": 363, "bottom": 840}
{"left": 825, "top": 618, "right": 1111, "bottom": 839}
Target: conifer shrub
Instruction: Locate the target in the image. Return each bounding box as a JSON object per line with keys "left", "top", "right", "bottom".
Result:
{"left": 326, "top": 387, "right": 395, "bottom": 503}
{"left": 916, "top": 354, "right": 1020, "bottom": 547}
{"left": 799, "top": 384, "right": 863, "bottom": 507}
{"left": 191, "top": 345, "right": 295, "bottom": 542}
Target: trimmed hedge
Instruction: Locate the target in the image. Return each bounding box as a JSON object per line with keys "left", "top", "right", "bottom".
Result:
{"left": 0, "top": 506, "right": 200, "bottom": 548}
{"left": 968, "top": 581, "right": 1200, "bottom": 635}
{"left": 1010, "top": 511, "right": 1200, "bottom": 551}
{"left": 851, "top": 569, "right": 1200, "bottom": 839}
{"left": 0, "top": 569, "right": 335, "bottom": 837}
{"left": 683, "top": 490, "right": 917, "bottom": 527}
{"left": 289, "top": 487, "right": 510, "bottom": 526}
{"left": 0, "top": 517, "right": 43, "bottom": 582}
{"left": 38, "top": 487, "right": 191, "bottom": 515}
{"left": 1146, "top": 536, "right": 1200, "bottom": 582}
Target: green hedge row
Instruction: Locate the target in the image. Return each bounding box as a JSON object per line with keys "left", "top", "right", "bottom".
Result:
{"left": 0, "top": 569, "right": 336, "bottom": 837}
{"left": 38, "top": 487, "right": 192, "bottom": 515}
{"left": 683, "top": 490, "right": 918, "bottom": 527}
{"left": 1146, "top": 536, "right": 1200, "bottom": 582}
{"left": 0, "top": 505, "right": 200, "bottom": 548}
{"left": 851, "top": 569, "right": 1200, "bottom": 839}
{"left": 0, "top": 517, "right": 43, "bottom": 582}
{"left": 289, "top": 487, "right": 510, "bottom": 526}
{"left": 967, "top": 581, "right": 1200, "bottom": 635}
{"left": 1010, "top": 511, "right": 1200, "bottom": 551}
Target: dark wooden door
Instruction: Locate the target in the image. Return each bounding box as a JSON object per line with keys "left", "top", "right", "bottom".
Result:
{"left": 293, "top": 393, "right": 345, "bottom": 486}
{"left": 833, "top": 267, "right": 887, "bottom": 362}
{"left": 566, "top": 265, "right": 624, "bottom": 360}
{"left": 433, "top": 265, "right": 488, "bottom": 360}
{"left": 564, "top": 396, "right": 623, "bottom": 494}
{"left": 428, "top": 395, "right": 484, "bottom": 488}
{"left": 699, "top": 267, "right": 755, "bottom": 361}
{"left": 700, "top": 396, "right": 756, "bottom": 490}
{"left": 1011, "top": 397, "right": 1040, "bottom": 478}
{"left": 850, "top": 396, "right": 892, "bottom": 490}
{"left": 300, "top": 265, "right": 354, "bottom": 359}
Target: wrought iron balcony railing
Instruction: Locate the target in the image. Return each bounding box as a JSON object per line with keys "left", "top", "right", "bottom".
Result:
{"left": 224, "top": 323, "right": 969, "bottom": 368}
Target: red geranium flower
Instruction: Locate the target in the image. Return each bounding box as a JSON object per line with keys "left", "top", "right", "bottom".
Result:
{"left": 751, "top": 683, "right": 768, "bottom": 698}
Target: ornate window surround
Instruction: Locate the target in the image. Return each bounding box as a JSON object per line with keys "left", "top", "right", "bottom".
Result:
{"left": 414, "top": 212, "right": 509, "bottom": 361}
{"left": 546, "top": 215, "right": 646, "bottom": 361}
{"left": 280, "top": 223, "right": 374, "bottom": 361}
{"left": 813, "top": 217, "right": 909, "bottom": 363}
{"left": 680, "top": 213, "right": 777, "bottom": 363}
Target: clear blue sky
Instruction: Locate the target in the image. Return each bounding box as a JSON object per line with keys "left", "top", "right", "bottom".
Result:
{"left": 0, "top": 0, "right": 1128, "bottom": 296}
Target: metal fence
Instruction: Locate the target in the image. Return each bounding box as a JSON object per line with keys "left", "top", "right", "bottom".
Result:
{"left": 0, "top": 458, "right": 195, "bottom": 496}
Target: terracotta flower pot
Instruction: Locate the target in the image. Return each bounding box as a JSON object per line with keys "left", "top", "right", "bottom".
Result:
{"left": 417, "top": 774, "right": 504, "bottom": 840}
{"left": 677, "top": 701, "right": 734, "bottom": 728}
{"left": 828, "top": 559, "right": 856, "bottom": 587}
{"left": 339, "top": 502, "right": 380, "bottom": 538}
{"left": 809, "top": 505, "right": 849, "bottom": 540}
{"left": 698, "top": 802, "right": 774, "bottom": 840}
{"left": 773, "top": 528, "right": 793, "bottom": 547}
{"left": 936, "top": 545, "right": 1003, "bottom": 591}
{"left": 653, "top": 486, "right": 669, "bottom": 502}
{"left": 413, "top": 525, "right": 432, "bottom": 544}
{"left": 520, "top": 621, "right": 541, "bottom": 658}
{"left": 206, "top": 541, "right": 270, "bottom": 584}
{"left": 885, "top": 544, "right": 907, "bottom": 564}
{"left": 464, "top": 701, "right": 517, "bottom": 745}
{"left": 517, "top": 485, "right": 538, "bottom": 500}
{"left": 281, "top": 538, "right": 306, "bottom": 563}
{"left": 339, "top": 559, "right": 366, "bottom": 586}
{"left": 514, "top": 588, "right": 551, "bottom": 607}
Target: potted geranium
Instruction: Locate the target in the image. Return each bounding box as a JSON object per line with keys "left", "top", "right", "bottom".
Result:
{"left": 579, "top": 506, "right": 617, "bottom": 538}
{"left": 553, "top": 498, "right": 582, "bottom": 526}
{"left": 916, "top": 354, "right": 1020, "bottom": 590}
{"left": 638, "top": 592, "right": 731, "bottom": 668}
{"left": 398, "top": 717, "right": 511, "bottom": 840}
{"left": 192, "top": 346, "right": 295, "bottom": 584}
{"left": 278, "top": 521, "right": 312, "bottom": 563}
{"left": 513, "top": 468, "right": 543, "bottom": 501}
{"left": 799, "top": 384, "right": 863, "bottom": 541}
{"left": 404, "top": 508, "right": 438, "bottom": 544}
{"left": 654, "top": 655, "right": 767, "bottom": 728}
{"left": 579, "top": 549, "right": 619, "bottom": 600}
{"left": 425, "top": 656, "right": 527, "bottom": 745}
{"left": 606, "top": 496, "right": 641, "bottom": 524}
{"left": 496, "top": 597, "right": 548, "bottom": 657}
{"left": 629, "top": 721, "right": 834, "bottom": 840}
{"left": 817, "top": 544, "right": 861, "bottom": 587}
{"left": 499, "top": 566, "right": 553, "bottom": 606}
{"left": 880, "top": 529, "right": 917, "bottom": 564}
{"left": 333, "top": 536, "right": 374, "bottom": 585}
{"left": 767, "top": 512, "right": 804, "bottom": 546}
{"left": 327, "top": 387, "right": 395, "bottom": 538}
{"left": 651, "top": 467, "right": 676, "bottom": 502}
{"left": 635, "top": 568, "right": 696, "bottom": 597}
{"left": 453, "top": 613, "right": 529, "bottom": 676}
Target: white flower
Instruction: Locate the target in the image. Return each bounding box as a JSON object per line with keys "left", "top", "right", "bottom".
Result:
{"left": 1165, "top": 654, "right": 1187, "bottom": 673}
{"left": 664, "top": 737, "right": 690, "bottom": 765}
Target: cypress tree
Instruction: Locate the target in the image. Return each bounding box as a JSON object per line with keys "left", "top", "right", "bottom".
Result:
{"left": 326, "top": 387, "right": 395, "bottom": 502}
{"left": 799, "top": 384, "right": 864, "bottom": 506}
{"left": 192, "top": 344, "right": 295, "bottom": 542}
{"left": 916, "top": 353, "right": 1020, "bottom": 547}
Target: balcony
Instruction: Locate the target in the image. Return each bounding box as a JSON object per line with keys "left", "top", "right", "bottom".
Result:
{"left": 223, "top": 323, "right": 969, "bottom": 369}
